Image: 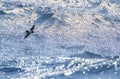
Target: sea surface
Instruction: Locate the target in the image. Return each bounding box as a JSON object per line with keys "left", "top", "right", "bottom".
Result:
{"left": 0, "top": 0, "right": 120, "bottom": 79}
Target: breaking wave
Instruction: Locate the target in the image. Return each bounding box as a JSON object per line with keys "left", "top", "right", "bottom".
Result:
{"left": 1, "top": 0, "right": 120, "bottom": 79}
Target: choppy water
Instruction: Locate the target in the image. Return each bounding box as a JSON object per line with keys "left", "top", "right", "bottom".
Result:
{"left": 0, "top": 0, "right": 120, "bottom": 79}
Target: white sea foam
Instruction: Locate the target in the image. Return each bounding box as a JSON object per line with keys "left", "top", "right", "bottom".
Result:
{"left": 1, "top": 0, "right": 120, "bottom": 79}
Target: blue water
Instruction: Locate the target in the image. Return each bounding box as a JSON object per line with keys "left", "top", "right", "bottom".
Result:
{"left": 0, "top": 0, "right": 120, "bottom": 79}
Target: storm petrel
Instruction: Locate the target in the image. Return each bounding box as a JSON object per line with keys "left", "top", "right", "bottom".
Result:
{"left": 24, "top": 25, "right": 35, "bottom": 39}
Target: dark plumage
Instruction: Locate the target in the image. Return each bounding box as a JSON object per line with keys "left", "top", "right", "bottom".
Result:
{"left": 30, "top": 25, "right": 35, "bottom": 33}
{"left": 24, "top": 25, "right": 35, "bottom": 39}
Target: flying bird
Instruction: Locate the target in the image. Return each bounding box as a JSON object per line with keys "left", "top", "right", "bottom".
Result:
{"left": 24, "top": 25, "right": 35, "bottom": 39}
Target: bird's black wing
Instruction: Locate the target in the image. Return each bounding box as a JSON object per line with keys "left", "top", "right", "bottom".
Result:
{"left": 24, "top": 30, "right": 30, "bottom": 39}
{"left": 30, "top": 25, "right": 35, "bottom": 31}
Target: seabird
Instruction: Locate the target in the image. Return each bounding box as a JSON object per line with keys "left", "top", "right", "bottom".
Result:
{"left": 24, "top": 25, "right": 35, "bottom": 39}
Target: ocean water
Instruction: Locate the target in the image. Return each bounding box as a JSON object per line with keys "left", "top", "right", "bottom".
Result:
{"left": 0, "top": 0, "right": 120, "bottom": 79}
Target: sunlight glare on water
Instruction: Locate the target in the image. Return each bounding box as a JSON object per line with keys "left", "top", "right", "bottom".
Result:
{"left": 0, "top": 0, "right": 120, "bottom": 79}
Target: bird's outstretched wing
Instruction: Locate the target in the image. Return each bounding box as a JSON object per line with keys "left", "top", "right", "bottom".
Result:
{"left": 24, "top": 30, "right": 30, "bottom": 39}
{"left": 30, "top": 25, "right": 35, "bottom": 32}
